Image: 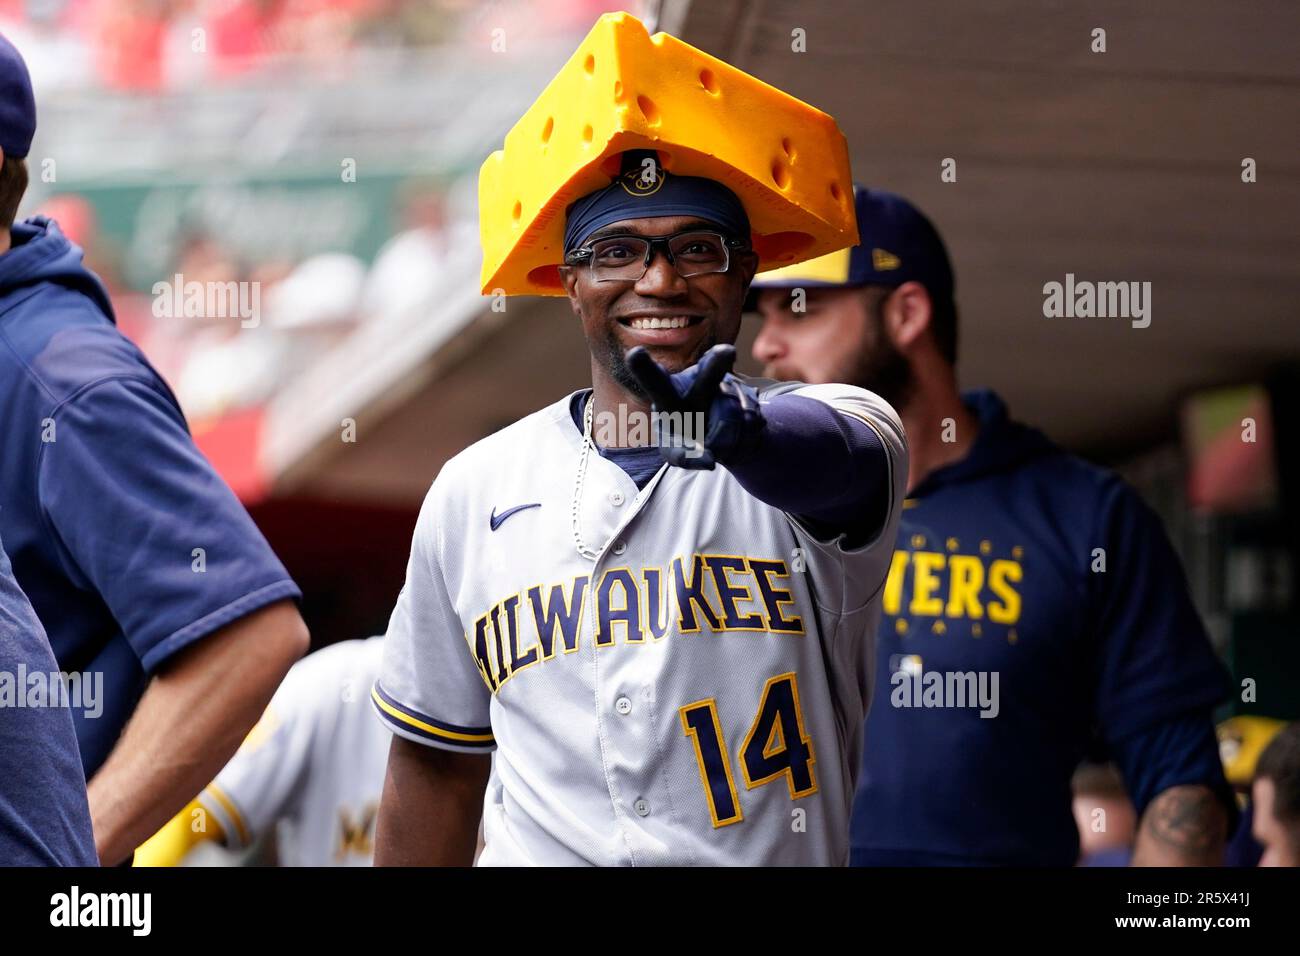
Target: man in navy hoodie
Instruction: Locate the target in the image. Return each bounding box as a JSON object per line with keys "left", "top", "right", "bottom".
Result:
{"left": 0, "top": 34, "right": 309, "bottom": 865}
{"left": 748, "top": 186, "right": 1233, "bottom": 865}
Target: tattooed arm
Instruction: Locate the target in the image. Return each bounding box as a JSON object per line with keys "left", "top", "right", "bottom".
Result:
{"left": 1132, "top": 784, "right": 1228, "bottom": 866}
{"left": 1107, "top": 711, "right": 1234, "bottom": 867}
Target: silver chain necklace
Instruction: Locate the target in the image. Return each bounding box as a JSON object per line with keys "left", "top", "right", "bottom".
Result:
{"left": 571, "top": 393, "right": 600, "bottom": 560}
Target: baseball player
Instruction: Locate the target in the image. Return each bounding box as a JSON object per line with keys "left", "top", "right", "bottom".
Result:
{"left": 372, "top": 15, "right": 907, "bottom": 866}
{"left": 135, "top": 637, "right": 389, "bottom": 867}
{"left": 0, "top": 34, "right": 308, "bottom": 865}
{"left": 1, "top": 530, "right": 97, "bottom": 866}
{"left": 749, "top": 185, "right": 1234, "bottom": 866}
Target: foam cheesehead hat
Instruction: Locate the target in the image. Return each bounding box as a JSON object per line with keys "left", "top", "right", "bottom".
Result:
{"left": 478, "top": 11, "right": 858, "bottom": 296}
{"left": 1218, "top": 715, "right": 1288, "bottom": 788}
{"left": 747, "top": 185, "right": 954, "bottom": 310}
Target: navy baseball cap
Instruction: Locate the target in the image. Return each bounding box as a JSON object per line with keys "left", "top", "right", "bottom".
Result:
{"left": 747, "top": 185, "right": 954, "bottom": 308}
{"left": 0, "top": 33, "right": 36, "bottom": 160}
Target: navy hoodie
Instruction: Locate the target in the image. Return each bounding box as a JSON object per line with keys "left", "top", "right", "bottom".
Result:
{"left": 0, "top": 217, "right": 299, "bottom": 777}
{"left": 0, "top": 530, "right": 98, "bottom": 865}
{"left": 851, "top": 390, "right": 1231, "bottom": 866}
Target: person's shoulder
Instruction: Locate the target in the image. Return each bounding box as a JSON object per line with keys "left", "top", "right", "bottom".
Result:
{"left": 0, "top": 287, "right": 166, "bottom": 410}
{"left": 408, "top": 393, "right": 577, "bottom": 544}
{"left": 435, "top": 392, "right": 578, "bottom": 488}
{"left": 1017, "top": 438, "right": 1108, "bottom": 483}
{"left": 274, "top": 636, "right": 381, "bottom": 708}
{"left": 289, "top": 636, "right": 384, "bottom": 687}
{"left": 1000, "top": 428, "right": 1147, "bottom": 533}
{"left": 1019, "top": 438, "right": 1127, "bottom": 501}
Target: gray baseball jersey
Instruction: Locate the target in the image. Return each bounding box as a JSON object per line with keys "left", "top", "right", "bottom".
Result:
{"left": 374, "top": 378, "right": 907, "bottom": 865}
{"left": 201, "top": 636, "right": 389, "bottom": 866}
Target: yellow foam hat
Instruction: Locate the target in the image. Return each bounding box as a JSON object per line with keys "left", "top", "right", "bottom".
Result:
{"left": 478, "top": 11, "right": 858, "bottom": 296}
{"left": 1218, "top": 715, "right": 1287, "bottom": 786}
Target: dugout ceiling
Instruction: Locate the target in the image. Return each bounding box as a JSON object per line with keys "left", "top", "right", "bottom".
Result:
{"left": 285, "top": 0, "right": 1300, "bottom": 506}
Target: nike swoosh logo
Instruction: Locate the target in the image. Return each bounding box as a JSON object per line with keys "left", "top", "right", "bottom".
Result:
{"left": 490, "top": 503, "right": 541, "bottom": 531}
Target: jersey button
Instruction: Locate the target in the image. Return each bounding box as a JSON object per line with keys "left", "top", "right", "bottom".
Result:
{"left": 612, "top": 540, "right": 627, "bottom": 555}
{"left": 615, "top": 696, "right": 632, "bottom": 715}
{"left": 633, "top": 798, "right": 650, "bottom": 817}
{"left": 609, "top": 491, "right": 625, "bottom": 506}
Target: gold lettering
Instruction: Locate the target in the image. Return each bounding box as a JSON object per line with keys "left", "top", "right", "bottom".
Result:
{"left": 909, "top": 552, "right": 945, "bottom": 616}
{"left": 883, "top": 550, "right": 909, "bottom": 615}
{"left": 987, "top": 560, "right": 1023, "bottom": 624}
{"left": 946, "top": 555, "right": 984, "bottom": 619}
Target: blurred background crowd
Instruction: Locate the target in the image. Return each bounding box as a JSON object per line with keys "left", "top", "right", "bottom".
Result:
{"left": 9, "top": 0, "right": 622, "bottom": 424}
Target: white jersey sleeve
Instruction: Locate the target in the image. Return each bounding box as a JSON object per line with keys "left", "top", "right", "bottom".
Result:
{"left": 372, "top": 471, "right": 496, "bottom": 752}
{"left": 199, "top": 637, "right": 391, "bottom": 864}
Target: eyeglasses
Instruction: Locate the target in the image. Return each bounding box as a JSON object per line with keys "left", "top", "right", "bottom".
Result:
{"left": 565, "top": 230, "right": 750, "bottom": 283}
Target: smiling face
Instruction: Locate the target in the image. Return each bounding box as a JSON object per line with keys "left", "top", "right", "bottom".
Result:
{"left": 560, "top": 215, "right": 758, "bottom": 401}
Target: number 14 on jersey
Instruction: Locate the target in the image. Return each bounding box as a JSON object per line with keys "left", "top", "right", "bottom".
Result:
{"left": 679, "top": 672, "right": 818, "bottom": 827}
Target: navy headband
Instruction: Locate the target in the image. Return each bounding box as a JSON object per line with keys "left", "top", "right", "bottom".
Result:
{"left": 563, "top": 150, "right": 750, "bottom": 255}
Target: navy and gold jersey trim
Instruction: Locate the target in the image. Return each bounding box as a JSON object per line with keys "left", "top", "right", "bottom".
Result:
{"left": 370, "top": 683, "right": 495, "bottom": 748}
{"left": 201, "top": 782, "right": 252, "bottom": 847}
